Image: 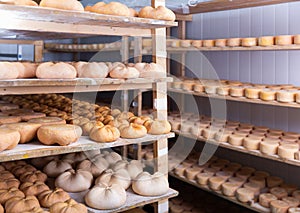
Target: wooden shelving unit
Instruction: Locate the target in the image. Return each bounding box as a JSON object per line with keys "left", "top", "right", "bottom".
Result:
{"left": 169, "top": 88, "right": 300, "bottom": 109}
{"left": 0, "top": 1, "right": 178, "bottom": 212}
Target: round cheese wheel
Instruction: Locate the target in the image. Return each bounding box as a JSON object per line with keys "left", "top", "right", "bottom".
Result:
{"left": 276, "top": 90, "right": 296, "bottom": 103}
{"left": 228, "top": 134, "right": 245, "bottom": 146}
{"left": 267, "top": 176, "right": 284, "bottom": 188}
{"left": 228, "top": 177, "right": 245, "bottom": 187}
{"left": 282, "top": 197, "right": 300, "bottom": 208}
{"left": 260, "top": 140, "right": 279, "bottom": 155}
{"left": 254, "top": 171, "right": 270, "bottom": 178}
{"left": 260, "top": 89, "right": 277, "bottom": 101}
{"left": 180, "top": 40, "right": 191, "bottom": 48}
{"left": 243, "top": 136, "right": 261, "bottom": 150}
{"left": 214, "top": 130, "right": 232, "bottom": 143}
{"left": 203, "top": 40, "right": 215, "bottom": 47}
{"left": 202, "top": 128, "right": 217, "bottom": 140}
{"left": 204, "top": 85, "right": 218, "bottom": 94}
{"left": 245, "top": 87, "right": 262, "bottom": 99}
{"left": 215, "top": 39, "right": 227, "bottom": 47}
{"left": 174, "top": 165, "right": 186, "bottom": 177}
{"left": 259, "top": 36, "right": 275, "bottom": 46}
{"left": 294, "top": 35, "right": 300, "bottom": 45}
{"left": 216, "top": 171, "right": 233, "bottom": 180}
{"left": 248, "top": 176, "right": 266, "bottom": 189}
{"left": 281, "top": 184, "right": 298, "bottom": 195}
{"left": 196, "top": 173, "right": 214, "bottom": 185}
{"left": 259, "top": 193, "right": 278, "bottom": 208}
{"left": 229, "top": 86, "right": 245, "bottom": 97}
{"left": 278, "top": 144, "right": 299, "bottom": 160}
{"left": 235, "top": 170, "right": 252, "bottom": 180}
{"left": 243, "top": 182, "right": 261, "bottom": 196}
{"left": 208, "top": 176, "right": 227, "bottom": 191}
{"left": 222, "top": 182, "right": 240, "bottom": 197}
{"left": 172, "top": 81, "right": 182, "bottom": 89}
{"left": 270, "top": 187, "right": 288, "bottom": 199}
{"left": 270, "top": 200, "right": 289, "bottom": 213}
{"left": 240, "top": 166, "right": 256, "bottom": 174}
{"left": 236, "top": 188, "right": 255, "bottom": 203}
{"left": 184, "top": 167, "right": 200, "bottom": 180}
{"left": 242, "top": 38, "right": 257, "bottom": 47}
{"left": 192, "top": 40, "right": 203, "bottom": 48}
{"left": 182, "top": 80, "right": 195, "bottom": 91}
{"left": 227, "top": 38, "right": 241, "bottom": 47}
{"left": 217, "top": 86, "right": 230, "bottom": 96}
{"left": 194, "top": 84, "right": 204, "bottom": 93}
{"left": 276, "top": 35, "right": 293, "bottom": 45}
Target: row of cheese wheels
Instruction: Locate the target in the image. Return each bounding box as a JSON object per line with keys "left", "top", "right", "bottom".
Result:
{"left": 169, "top": 150, "right": 300, "bottom": 213}
{"left": 2, "top": 1, "right": 175, "bottom": 21}
{"left": 171, "top": 78, "right": 300, "bottom": 104}
{"left": 163, "top": 35, "right": 300, "bottom": 49}
{"left": 0, "top": 61, "right": 165, "bottom": 80}
{"left": 168, "top": 112, "right": 300, "bottom": 161}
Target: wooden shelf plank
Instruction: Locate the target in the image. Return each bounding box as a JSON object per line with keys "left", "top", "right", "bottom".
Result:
{"left": 169, "top": 173, "right": 265, "bottom": 213}
{"left": 0, "top": 133, "right": 175, "bottom": 162}
{"left": 69, "top": 188, "right": 178, "bottom": 213}
{"left": 0, "top": 5, "right": 177, "bottom": 39}
{"left": 173, "top": 130, "right": 300, "bottom": 167}
{"left": 0, "top": 78, "right": 173, "bottom": 95}
{"left": 187, "top": 0, "right": 300, "bottom": 14}
{"left": 168, "top": 88, "right": 300, "bottom": 109}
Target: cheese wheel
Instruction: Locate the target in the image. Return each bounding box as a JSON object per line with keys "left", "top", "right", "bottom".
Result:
{"left": 292, "top": 190, "right": 300, "bottom": 200}
{"left": 229, "top": 177, "right": 245, "bottom": 187}
{"left": 289, "top": 208, "right": 300, "bottom": 213}
{"left": 196, "top": 173, "right": 214, "bottom": 185}
{"left": 244, "top": 182, "right": 261, "bottom": 196}
{"left": 294, "top": 35, "right": 300, "bottom": 45}
{"left": 227, "top": 162, "right": 242, "bottom": 171}
{"left": 259, "top": 36, "right": 275, "bottom": 46}
{"left": 276, "top": 35, "right": 293, "bottom": 45}
{"left": 242, "top": 37, "right": 257, "bottom": 47}
{"left": 276, "top": 90, "right": 296, "bottom": 103}
{"left": 281, "top": 184, "right": 298, "bottom": 195}
{"left": 235, "top": 170, "right": 252, "bottom": 180}
{"left": 204, "top": 85, "right": 218, "bottom": 94}
{"left": 217, "top": 86, "right": 230, "bottom": 96}
{"left": 248, "top": 176, "right": 266, "bottom": 189}
{"left": 240, "top": 166, "right": 256, "bottom": 174}
{"left": 282, "top": 197, "right": 300, "bottom": 208}
{"left": 182, "top": 160, "right": 195, "bottom": 168}
{"left": 216, "top": 171, "right": 233, "bottom": 180}
{"left": 170, "top": 40, "right": 180, "bottom": 48}
{"left": 174, "top": 165, "right": 186, "bottom": 177}
{"left": 229, "top": 86, "right": 245, "bottom": 97}
{"left": 222, "top": 182, "right": 240, "bottom": 197}
{"left": 227, "top": 38, "right": 241, "bottom": 47}
{"left": 215, "top": 39, "right": 227, "bottom": 47}
{"left": 278, "top": 144, "right": 299, "bottom": 160}
{"left": 254, "top": 171, "right": 270, "bottom": 178}
{"left": 243, "top": 136, "right": 261, "bottom": 150}
{"left": 260, "top": 89, "right": 277, "bottom": 101}
{"left": 270, "top": 187, "right": 288, "bottom": 199}
{"left": 191, "top": 40, "right": 203, "bottom": 48}
{"left": 260, "top": 141, "right": 279, "bottom": 155}
{"left": 203, "top": 167, "right": 218, "bottom": 175}
{"left": 208, "top": 176, "right": 227, "bottom": 191}
{"left": 259, "top": 193, "right": 278, "bottom": 208}
{"left": 228, "top": 134, "right": 245, "bottom": 146}
{"left": 182, "top": 81, "right": 195, "bottom": 91}
{"left": 270, "top": 200, "right": 289, "bottom": 213}
{"left": 267, "top": 176, "right": 284, "bottom": 188}
{"left": 203, "top": 40, "right": 215, "bottom": 47}
{"left": 214, "top": 130, "right": 232, "bottom": 143}
{"left": 172, "top": 81, "right": 182, "bottom": 89}
{"left": 180, "top": 40, "right": 191, "bottom": 48}
{"left": 245, "top": 87, "right": 261, "bottom": 99}
{"left": 236, "top": 188, "right": 255, "bottom": 203}
{"left": 202, "top": 128, "right": 217, "bottom": 140}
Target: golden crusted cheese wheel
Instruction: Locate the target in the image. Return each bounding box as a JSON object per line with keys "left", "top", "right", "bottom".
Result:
{"left": 229, "top": 86, "right": 245, "bottom": 97}
{"left": 208, "top": 176, "right": 227, "bottom": 191}
{"left": 259, "top": 36, "right": 275, "bottom": 46}
{"left": 196, "top": 172, "right": 214, "bottom": 185}
{"left": 222, "top": 182, "right": 240, "bottom": 197}
{"left": 194, "top": 84, "right": 204, "bottom": 93}
{"left": 282, "top": 197, "right": 300, "bottom": 208}
{"left": 1, "top": 123, "right": 41, "bottom": 144}
{"left": 276, "top": 90, "right": 296, "bottom": 103}
{"left": 0, "top": 128, "right": 20, "bottom": 152}
{"left": 236, "top": 188, "right": 255, "bottom": 203}
{"left": 86, "top": 2, "right": 130, "bottom": 16}
{"left": 270, "top": 187, "right": 288, "bottom": 199}
{"left": 259, "top": 193, "right": 278, "bottom": 208}
{"left": 260, "top": 140, "right": 279, "bottom": 155}
{"left": 215, "top": 39, "right": 227, "bottom": 47}
{"left": 37, "top": 124, "right": 82, "bottom": 146}
{"left": 245, "top": 87, "right": 262, "bottom": 99}
{"left": 203, "top": 40, "right": 215, "bottom": 47}
{"left": 227, "top": 38, "right": 241, "bottom": 47}
{"left": 267, "top": 176, "right": 284, "bottom": 188}
{"left": 174, "top": 165, "right": 186, "bottom": 177}
{"left": 270, "top": 200, "right": 289, "bottom": 213}
{"left": 278, "top": 144, "right": 299, "bottom": 160}
{"left": 191, "top": 40, "right": 203, "bottom": 48}
{"left": 243, "top": 182, "right": 261, "bottom": 196}
{"left": 242, "top": 37, "right": 257, "bottom": 47}
{"left": 260, "top": 89, "right": 277, "bottom": 101}
{"left": 276, "top": 35, "right": 293, "bottom": 45}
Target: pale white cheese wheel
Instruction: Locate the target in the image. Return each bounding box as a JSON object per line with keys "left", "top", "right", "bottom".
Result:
{"left": 278, "top": 144, "right": 299, "bottom": 160}
{"left": 208, "top": 176, "right": 227, "bottom": 191}
{"left": 259, "top": 193, "right": 278, "bottom": 208}
{"left": 243, "top": 136, "right": 261, "bottom": 150}
{"left": 204, "top": 85, "right": 218, "bottom": 94}
{"left": 227, "top": 38, "right": 241, "bottom": 47}
{"left": 236, "top": 188, "right": 255, "bottom": 203}
{"left": 260, "top": 140, "right": 279, "bottom": 155}
{"left": 276, "top": 90, "right": 296, "bottom": 103}
{"left": 214, "top": 130, "right": 232, "bottom": 143}
{"left": 270, "top": 187, "right": 288, "bottom": 199}
{"left": 222, "top": 182, "right": 241, "bottom": 197}
{"left": 228, "top": 134, "right": 245, "bottom": 146}
{"left": 217, "top": 86, "right": 230, "bottom": 96}
{"left": 216, "top": 171, "right": 233, "bottom": 180}
{"left": 270, "top": 200, "right": 289, "bottom": 213}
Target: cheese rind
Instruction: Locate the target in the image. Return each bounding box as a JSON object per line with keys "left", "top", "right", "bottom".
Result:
{"left": 275, "top": 35, "right": 293, "bottom": 45}
{"left": 259, "top": 193, "right": 278, "bottom": 208}
{"left": 236, "top": 188, "right": 255, "bottom": 203}
{"left": 242, "top": 38, "right": 257, "bottom": 47}
{"left": 259, "top": 36, "right": 275, "bottom": 46}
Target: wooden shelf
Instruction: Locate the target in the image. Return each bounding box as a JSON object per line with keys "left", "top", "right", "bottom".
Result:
{"left": 0, "top": 133, "right": 174, "bottom": 163}
{"left": 168, "top": 88, "right": 300, "bottom": 109}
{"left": 0, "top": 5, "right": 177, "bottom": 40}
{"left": 0, "top": 78, "right": 173, "bottom": 95}
{"left": 174, "top": 130, "right": 300, "bottom": 167}
{"left": 169, "top": 173, "right": 265, "bottom": 213}
{"left": 187, "top": 0, "right": 300, "bottom": 14}
{"left": 70, "top": 188, "right": 178, "bottom": 213}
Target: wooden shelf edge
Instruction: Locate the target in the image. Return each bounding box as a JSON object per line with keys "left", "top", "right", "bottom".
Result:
{"left": 169, "top": 173, "right": 262, "bottom": 212}
{"left": 0, "top": 133, "right": 175, "bottom": 163}
{"left": 173, "top": 130, "right": 300, "bottom": 167}
{"left": 168, "top": 88, "right": 300, "bottom": 109}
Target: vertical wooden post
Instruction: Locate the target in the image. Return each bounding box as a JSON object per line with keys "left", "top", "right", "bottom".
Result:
{"left": 73, "top": 38, "right": 80, "bottom": 62}
{"left": 152, "top": 0, "right": 169, "bottom": 212}
{"left": 121, "top": 36, "right": 129, "bottom": 158}
{"left": 178, "top": 20, "right": 187, "bottom": 112}
{"left": 34, "top": 40, "right": 44, "bottom": 62}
